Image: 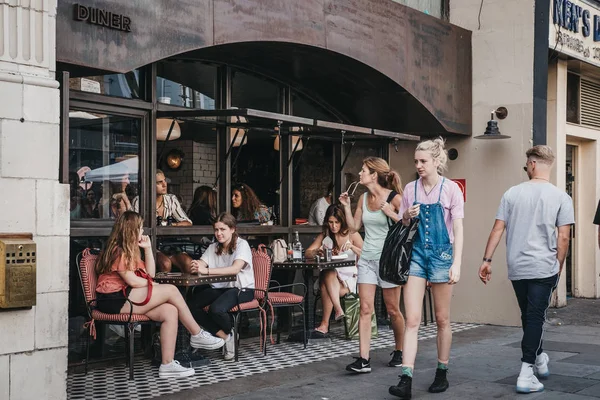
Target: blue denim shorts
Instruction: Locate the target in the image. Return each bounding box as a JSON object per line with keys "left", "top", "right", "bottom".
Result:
{"left": 409, "top": 243, "right": 453, "bottom": 283}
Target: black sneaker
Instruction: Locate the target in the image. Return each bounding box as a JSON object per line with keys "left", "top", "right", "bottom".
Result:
{"left": 428, "top": 368, "right": 449, "bottom": 393}
{"left": 388, "top": 350, "right": 403, "bottom": 367}
{"left": 389, "top": 374, "right": 412, "bottom": 399}
{"left": 346, "top": 357, "right": 371, "bottom": 373}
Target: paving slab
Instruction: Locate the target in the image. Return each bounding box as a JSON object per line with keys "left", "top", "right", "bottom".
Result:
{"left": 577, "top": 382, "right": 600, "bottom": 397}
{"left": 496, "top": 374, "right": 599, "bottom": 393}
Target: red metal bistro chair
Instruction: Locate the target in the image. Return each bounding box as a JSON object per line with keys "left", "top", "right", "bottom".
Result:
{"left": 224, "top": 245, "right": 273, "bottom": 361}
{"left": 77, "top": 248, "right": 154, "bottom": 380}
{"left": 267, "top": 276, "right": 307, "bottom": 348}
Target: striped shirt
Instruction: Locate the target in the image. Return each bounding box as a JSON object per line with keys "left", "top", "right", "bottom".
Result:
{"left": 131, "top": 194, "right": 192, "bottom": 224}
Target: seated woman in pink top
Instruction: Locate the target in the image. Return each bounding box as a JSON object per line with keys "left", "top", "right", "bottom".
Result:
{"left": 305, "top": 204, "right": 363, "bottom": 336}
{"left": 95, "top": 211, "right": 224, "bottom": 378}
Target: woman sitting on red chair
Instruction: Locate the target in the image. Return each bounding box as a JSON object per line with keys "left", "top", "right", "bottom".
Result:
{"left": 95, "top": 211, "right": 224, "bottom": 378}
{"left": 305, "top": 204, "right": 363, "bottom": 336}
{"left": 189, "top": 213, "right": 255, "bottom": 361}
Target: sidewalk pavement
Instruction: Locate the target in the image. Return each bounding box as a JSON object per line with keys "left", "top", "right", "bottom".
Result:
{"left": 161, "top": 299, "right": 600, "bottom": 399}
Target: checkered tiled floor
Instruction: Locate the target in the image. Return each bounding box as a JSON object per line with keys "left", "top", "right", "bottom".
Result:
{"left": 67, "top": 322, "right": 480, "bottom": 400}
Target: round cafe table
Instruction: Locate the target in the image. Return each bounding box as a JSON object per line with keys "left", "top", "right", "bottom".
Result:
{"left": 153, "top": 272, "right": 237, "bottom": 367}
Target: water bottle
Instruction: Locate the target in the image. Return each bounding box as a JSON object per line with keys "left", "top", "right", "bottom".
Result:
{"left": 292, "top": 231, "right": 303, "bottom": 262}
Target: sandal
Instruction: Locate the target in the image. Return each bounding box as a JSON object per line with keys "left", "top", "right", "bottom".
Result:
{"left": 334, "top": 312, "right": 345, "bottom": 321}
{"left": 311, "top": 329, "right": 329, "bottom": 339}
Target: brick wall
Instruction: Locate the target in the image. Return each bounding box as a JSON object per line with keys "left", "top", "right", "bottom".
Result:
{"left": 160, "top": 140, "right": 217, "bottom": 211}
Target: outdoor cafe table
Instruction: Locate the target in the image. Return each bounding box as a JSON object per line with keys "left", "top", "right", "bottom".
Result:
{"left": 273, "top": 259, "right": 354, "bottom": 339}
{"left": 154, "top": 272, "right": 237, "bottom": 367}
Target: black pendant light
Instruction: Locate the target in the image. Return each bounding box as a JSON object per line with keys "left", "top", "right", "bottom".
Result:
{"left": 475, "top": 107, "right": 511, "bottom": 139}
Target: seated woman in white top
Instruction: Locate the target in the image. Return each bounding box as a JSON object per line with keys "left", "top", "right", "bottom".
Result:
{"left": 189, "top": 213, "right": 255, "bottom": 360}
{"left": 305, "top": 204, "right": 363, "bottom": 336}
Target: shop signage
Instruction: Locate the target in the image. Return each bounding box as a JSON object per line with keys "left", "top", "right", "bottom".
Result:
{"left": 73, "top": 3, "right": 131, "bottom": 32}
{"left": 550, "top": 0, "right": 600, "bottom": 67}
{"left": 451, "top": 179, "right": 466, "bottom": 202}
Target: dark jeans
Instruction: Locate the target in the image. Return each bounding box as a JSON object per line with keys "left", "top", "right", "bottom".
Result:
{"left": 511, "top": 274, "right": 559, "bottom": 364}
{"left": 189, "top": 285, "right": 254, "bottom": 336}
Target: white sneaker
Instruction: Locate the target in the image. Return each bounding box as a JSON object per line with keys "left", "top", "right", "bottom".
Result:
{"left": 158, "top": 360, "right": 195, "bottom": 378}
{"left": 535, "top": 352, "right": 550, "bottom": 378}
{"left": 224, "top": 329, "right": 235, "bottom": 361}
{"left": 190, "top": 330, "right": 225, "bottom": 350}
{"left": 516, "top": 363, "right": 544, "bottom": 393}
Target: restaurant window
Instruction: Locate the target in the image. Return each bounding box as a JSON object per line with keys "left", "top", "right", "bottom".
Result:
{"left": 69, "top": 69, "right": 144, "bottom": 99}
{"left": 567, "top": 73, "right": 580, "bottom": 124}
{"left": 69, "top": 110, "right": 141, "bottom": 221}
{"left": 293, "top": 138, "right": 334, "bottom": 226}
{"left": 231, "top": 70, "right": 281, "bottom": 113}
{"left": 292, "top": 92, "right": 339, "bottom": 121}
{"left": 230, "top": 128, "right": 280, "bottom": 224}
{"left": 155, "top": 117, "right": 218, "bottom": 226}
{"left": 391, "top": 0, "right": 443, "bottom": 18}
{"left": 157, "top": 60, "right": 217, "bottom": 108}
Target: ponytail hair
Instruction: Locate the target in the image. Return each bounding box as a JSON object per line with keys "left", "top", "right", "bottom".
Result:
{"left": 363, "top": 157, "right": 403, "bottom": 196}
{"left": 415, "top": 136, "right": 448, "bottom": 175}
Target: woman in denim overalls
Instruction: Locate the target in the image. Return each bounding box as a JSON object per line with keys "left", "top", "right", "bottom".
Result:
{"left": 389, "top": 138, "right": 465, "bottom": 399}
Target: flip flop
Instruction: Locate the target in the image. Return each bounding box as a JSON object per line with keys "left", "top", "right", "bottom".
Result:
{"left": 334, "top": 312, "right": 345, "bottom": 321}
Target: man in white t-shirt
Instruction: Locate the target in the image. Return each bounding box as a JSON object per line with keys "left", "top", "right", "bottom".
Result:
{"left": 478, "top": 145, "right": 574, "bottom": 394}
{"left": 308, "top": 183, "right": 333, "bottom": 225}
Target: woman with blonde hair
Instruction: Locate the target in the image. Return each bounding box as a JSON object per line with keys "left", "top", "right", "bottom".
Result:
{"left": 95, "top": 211, "right": 225, "bottom": 378}
{"left": 389, "top": 137, "right": 464, "bottom": 398}
{"left": 339, "top": 157, "right": 405, "bottom": 373}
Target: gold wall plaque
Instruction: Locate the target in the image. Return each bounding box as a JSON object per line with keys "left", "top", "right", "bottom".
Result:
{"left": 0, "top": 236, "right": 36, "bottom": 308}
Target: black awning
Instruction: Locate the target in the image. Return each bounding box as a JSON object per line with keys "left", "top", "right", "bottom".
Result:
{"left": 157, "top": 107, "right": 419, "bottom": 142}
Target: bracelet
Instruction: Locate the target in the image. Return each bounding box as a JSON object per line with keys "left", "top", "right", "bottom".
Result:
{"left": 482, "top": 257, "right": 492, "bottom": 263}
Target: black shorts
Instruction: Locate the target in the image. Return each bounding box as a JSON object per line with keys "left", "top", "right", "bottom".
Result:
{"left": 96, "top": 287, "right": 132, "bottom": 314}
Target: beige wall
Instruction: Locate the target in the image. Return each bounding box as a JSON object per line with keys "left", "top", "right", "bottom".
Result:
{"left": 547, "top": 59, "right": 600, "bottom": 302}
{"left": 0, "top": 1, "right": 67, "bottom": 399}
{"left": 390, "top": 0, "right": 539, "bottom": 326}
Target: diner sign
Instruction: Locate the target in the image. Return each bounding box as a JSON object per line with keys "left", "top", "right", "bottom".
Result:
{"left": 550, "top": 0, "right": 600, "bottom": 67}
{"left": 73, "top": 3, "right": 131, "bottom": 32}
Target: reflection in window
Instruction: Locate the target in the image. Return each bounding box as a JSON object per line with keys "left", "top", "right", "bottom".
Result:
{"left": 157, "top": 61, "right": 216, "bottom": 109}
{"left": 292, "top": 92, "right": 339, "bottom": 121}
{"left": 155, "top": 119, "right": 217, "bottom": 225}
{"left": 231, "top": 70, "right": 281, "bottom": 113}
{"left": 69, "top": 70, "right": 144, "bottom": 99}
{"left": 69, "top": 111, "right": 140, "bottom": 220}
{"left": 293, "top": 139, "right": 333, "bottom": 226}
{"left": 230, "top": 129, "right": 278, "bottom": 224}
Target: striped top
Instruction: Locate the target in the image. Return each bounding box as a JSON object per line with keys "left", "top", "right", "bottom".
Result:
{"left": 131, "top": 194, "right": 192, "bottom": 223}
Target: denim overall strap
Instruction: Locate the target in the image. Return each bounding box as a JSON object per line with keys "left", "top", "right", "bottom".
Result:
{"left": 437, "top": 177, "right": 446, "bottom": 203}
{"left": 414, "top": 179, "right": 418, "bottom": 203}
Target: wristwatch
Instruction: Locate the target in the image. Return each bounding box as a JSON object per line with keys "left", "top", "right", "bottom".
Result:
{"left": 482, "top": 257, "right": 492, "bottom": 263}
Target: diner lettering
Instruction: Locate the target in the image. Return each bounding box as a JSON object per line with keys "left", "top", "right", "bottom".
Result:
{"left": 74, "top": 3, "right": 131, "bottom": 32}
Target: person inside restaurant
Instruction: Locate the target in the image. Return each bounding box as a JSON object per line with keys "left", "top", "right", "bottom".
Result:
{"left": 305, "top": 204, "right": 362, "bottom": 337}
{"left": 188, "top": 185, "right": 217, "bottom": 225}
{"left": 188, "top": 213, "right": 255, "bottom": 361}
{"left": 132, "top": 169, "right": 194, "bottom": 273}
{"left": 231, "top": 183, "right": 271, "bottom": 224}
{"left": 308, "top": 183, "right": 334, "bottom": 226}
{"left": 95, "top": 211, "right": 225, "bottom": 378}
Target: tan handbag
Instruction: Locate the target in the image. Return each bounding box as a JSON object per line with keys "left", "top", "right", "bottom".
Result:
{"left": 270, "top": 239, "right": 288, "bottom": 263}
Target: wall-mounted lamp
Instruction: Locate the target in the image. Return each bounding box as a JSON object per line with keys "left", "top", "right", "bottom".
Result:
{"left": 274, "top": 126, "right": 304, "bottom": 151}
{"left": 165, "top": 149, "right": 184, "bottom": 171}
{"left": 474, "top": 107, "right": 511, "bottom": 139}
